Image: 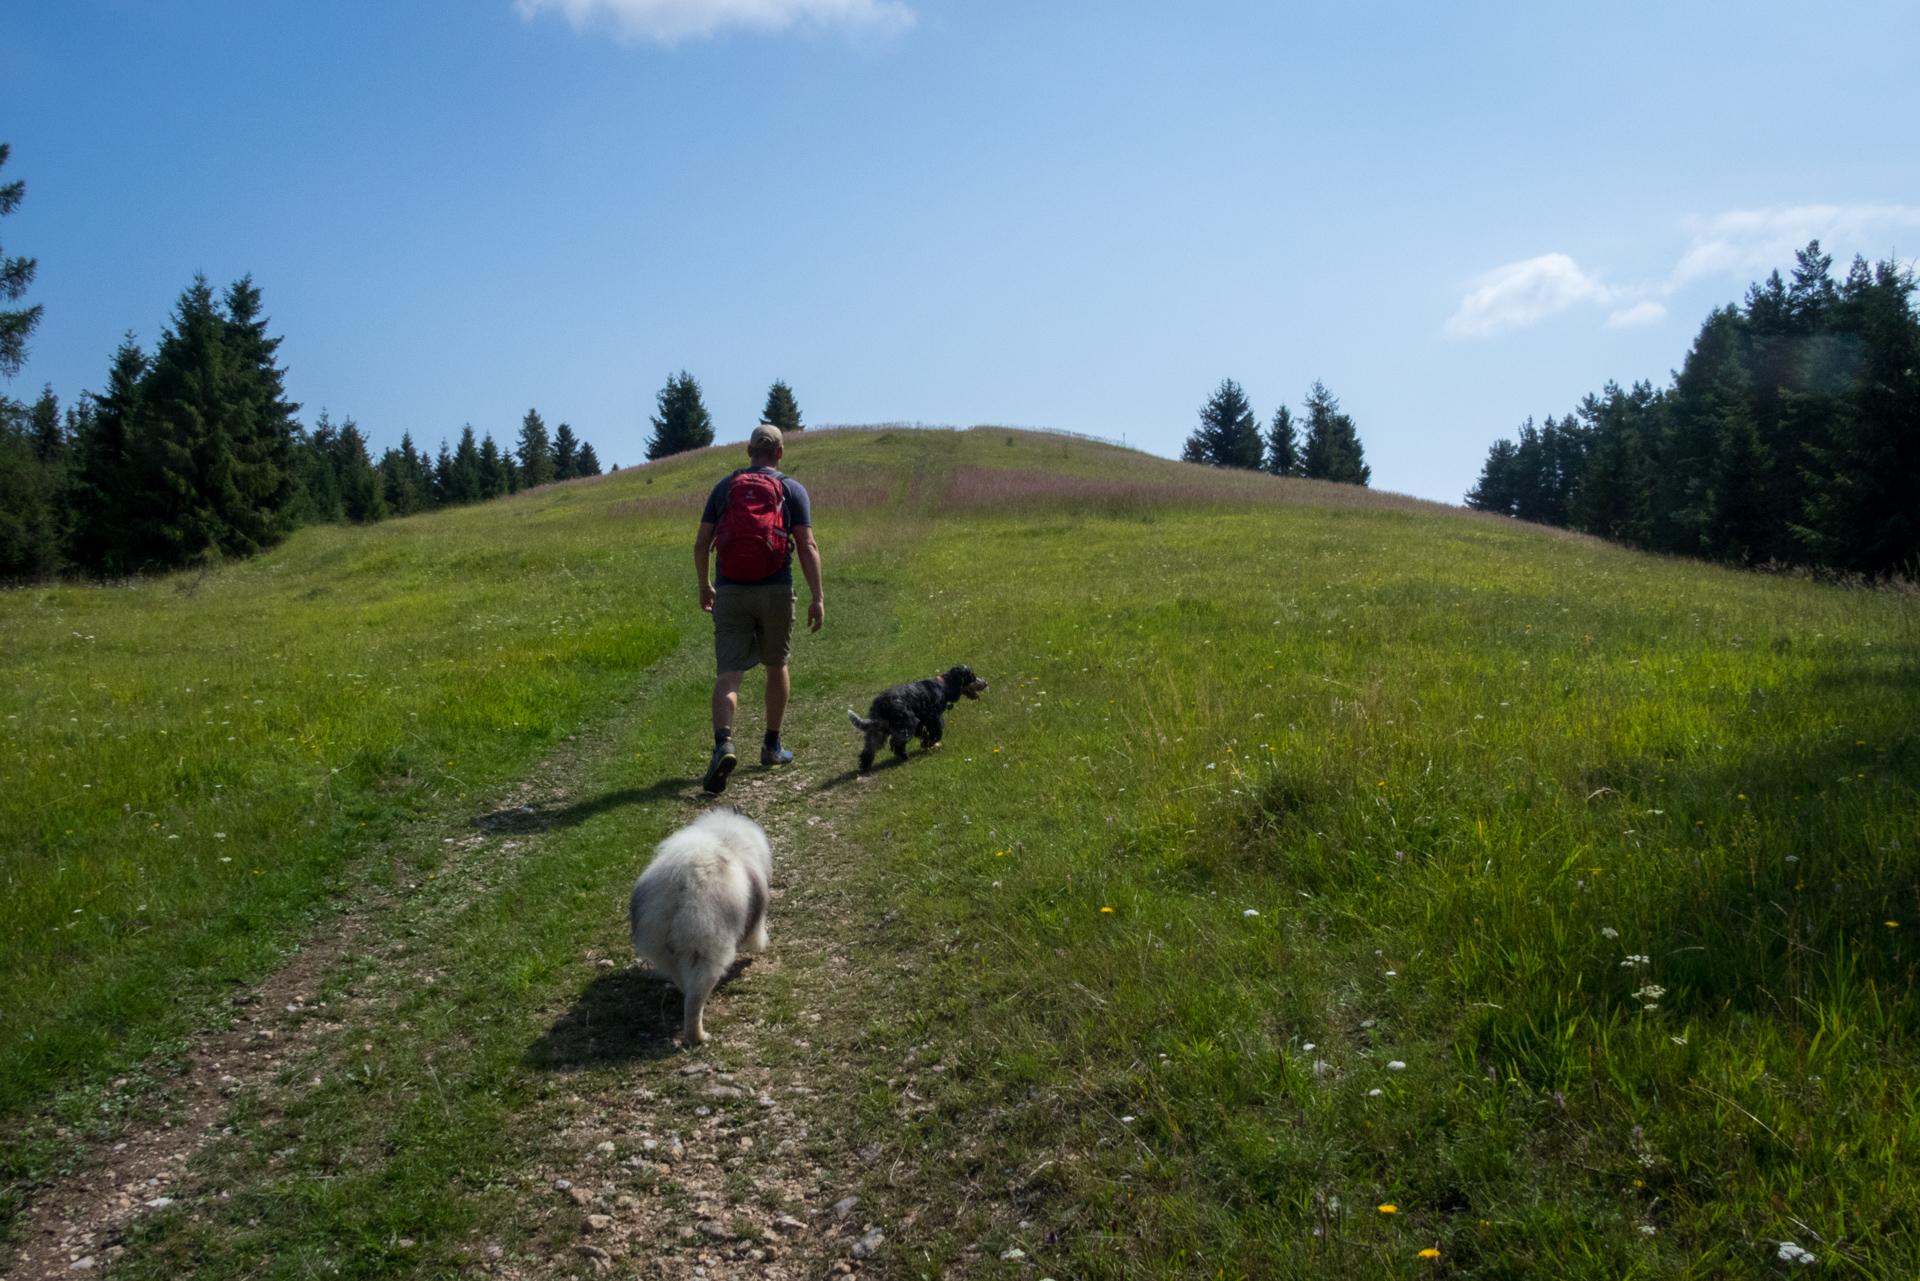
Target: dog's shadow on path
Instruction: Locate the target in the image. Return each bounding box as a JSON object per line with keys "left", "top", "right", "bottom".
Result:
{"left": 808, "top": 751, "right": 924, "bottom": 795}
{"left": 524, "top": 960, "right": 758, "bottom": 1069}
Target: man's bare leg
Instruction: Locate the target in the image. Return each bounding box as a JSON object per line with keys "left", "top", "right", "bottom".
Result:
{"left": 765, "top": 665, "right": 790, "bottom": 735}
{"left": 761, "top": 665, "right": 794, "bottom": 766}
{"left": 705, "top": 671, "right": 747, "bottom": 793}
{"left": 713, "top": 670, "right": 747, "bottom": 737}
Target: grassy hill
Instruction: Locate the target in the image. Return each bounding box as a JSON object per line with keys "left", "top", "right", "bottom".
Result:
{"left": 2, "top": 426, "right": 1916, "bottom": 1278}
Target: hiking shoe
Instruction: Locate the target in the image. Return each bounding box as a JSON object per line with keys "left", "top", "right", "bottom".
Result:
{"left": 702, "top": 740, "right": 737, "bottom": 793}
{"left": 761, "top": 742, "right": 794, "bottom": 767}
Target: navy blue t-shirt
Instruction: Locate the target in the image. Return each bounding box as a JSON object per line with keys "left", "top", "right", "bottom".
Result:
{"left": 701, "top": 467, "right": 812, "bottom": 587}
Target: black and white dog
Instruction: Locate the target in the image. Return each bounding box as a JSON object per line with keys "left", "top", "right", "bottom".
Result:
{"left": 847, "top": 664, "right": 989, "bottom": 772}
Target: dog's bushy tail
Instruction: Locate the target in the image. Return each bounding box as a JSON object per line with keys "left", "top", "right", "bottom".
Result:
{"left": 847, "top": 707, "right": 873, "bottom": 731}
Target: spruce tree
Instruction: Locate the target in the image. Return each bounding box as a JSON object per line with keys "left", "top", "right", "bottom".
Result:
{"left": 1657, "top": 308, "right": 1745, "bottom": 557}
{"left": 334, "top": 419, "right": 385, "bottom": 522}
{"left": 65, "top": 339, "right": 147, "bottom": 572}
{"left": 295, "top": 411, "right": 348, "bottom": 524}
{"left": 647, "top": 371, "right": 714, "bottom": 460}
{"left": 1794, "top": 258, "right": 1920, "bottom": 573}
{"left": 1568, "top": 426, "right": 1651, "bottom": 543}
{"left": 1703, "top": 405, "right": 1771, "bottom": 563}
{"left": 1300, "top": 381, "right": 1371, "bottom": 485}
{"left": 1182, "top": 380, "right": 1262, "bottom": 469}
{"left": 1486, "top": 414, "right": 1593, "bottom": 526}
{"left": 516, "top": 409, "right": 556, "bottom": 487}
{"left": 118, "top": 275, "right": 302, "bottom": 568}
{"left": 447, "top": 426, "right": 483, "bottom": 504}
{"left": 432, "top": 439, "right": 458, "bottom": 506}
{"left": 762, "top": 380, "right": 803, "bottom": 433}
{"left": 29, "top": 386, "right": 63, "bottom": 464}
{"left": 576, "top": 442, "right": 602, "bottom": 476}
{"left": 1465, "top": 439, "right": 1520, "bottom": 514}
{"left": 0, "top": 396, "right": 61, "bottom": 577}
{"left": 0, "top": 144, "right": 41, "bottom": 380}
{"left": 479, "top": 433, "right": 511, "bottom": 499}
{"left": 379, "top": 434, "right": 430, "bottom": 516}
{"left": 405, "top": 434, "right": 434, "bottom": 507}
{"left": 1742, "top": 242, "right": 1842, "bottom": 561}
{"left": 552, "top": 422, "right": 580, "bottom": 479}
{"left": 1788, "top": 240, "right": 1839, "bottom": 326}
{"left": 1264, "top": 404, "right": 1300, "bottom": 476}
{"left": 1567, "top": 382, "right": 1659, "bottom": 545}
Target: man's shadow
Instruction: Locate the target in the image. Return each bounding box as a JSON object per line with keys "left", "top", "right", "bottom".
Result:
{"left": 523, "top": 959, "right": 758, "bottom": 1069}
{"left": 476, "top": 777, "right": 701, "bottom": 836}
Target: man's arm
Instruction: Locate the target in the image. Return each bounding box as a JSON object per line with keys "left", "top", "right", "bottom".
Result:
{"left": 793, "top": 526, "right": 825, "bottom": 632}
{"left": 695, "top": 521, "right": 718, "bottom": 613}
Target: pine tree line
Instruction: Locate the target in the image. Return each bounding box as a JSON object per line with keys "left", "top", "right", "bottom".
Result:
{"left": 1466, "top": 242, "right": 1920, "bottom": 576}
{"left": 1182, "top": 378, "right": 1370, "bottom": 485}
{"left": 0, "top": 280, "right": 603, "bottom": 580}
{"left": 371, "top": 409, "right": 603, "bottom": 519}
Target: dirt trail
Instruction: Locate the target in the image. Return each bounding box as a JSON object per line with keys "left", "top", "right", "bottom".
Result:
{"left": 2, "top": 899, "right": 389, "bottom": 1278}
{"left": 500, "top": 755, "right": 894, "bottom": 1281}
{"left": 3, "top": 698, "right": 905, "bottom": 1281}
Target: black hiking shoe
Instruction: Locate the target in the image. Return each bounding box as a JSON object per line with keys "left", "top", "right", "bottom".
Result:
{"left": 761, "top": 742, "right": 794, "bottom": 767}
{"left": 703, "top": 740, "right": 737, "bottom": 794}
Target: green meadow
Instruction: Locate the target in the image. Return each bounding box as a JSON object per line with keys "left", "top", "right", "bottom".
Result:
{"left": 3, "top": 426, "right": 1917, "bottom": 1277}
{"left": 0, "top": 485, "right": 682, "bottom": 1113}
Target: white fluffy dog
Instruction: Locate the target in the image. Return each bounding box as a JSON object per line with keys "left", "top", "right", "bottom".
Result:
{"left": 629, "top": 808, "right": 772, "bottom": 1045}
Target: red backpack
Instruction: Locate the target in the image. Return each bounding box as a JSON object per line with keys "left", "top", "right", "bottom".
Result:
{"left": 715, "top": 471, "right": 790, "bottom": 581}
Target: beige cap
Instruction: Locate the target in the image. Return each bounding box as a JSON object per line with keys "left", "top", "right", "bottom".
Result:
{"left": 749, "top": 422, "right": 783, "bottom": 452}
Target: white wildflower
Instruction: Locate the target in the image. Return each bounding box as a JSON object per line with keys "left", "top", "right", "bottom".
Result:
{"left": 1601, "top": 927, "right": 1620, "bottom": 939}
{"left": 1621, "top": 955, "right": 1650, "bottom": 967}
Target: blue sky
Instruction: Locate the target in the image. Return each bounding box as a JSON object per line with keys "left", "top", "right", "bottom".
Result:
{"left": 3, "top": 0, "right": 1917, "bottom": 501}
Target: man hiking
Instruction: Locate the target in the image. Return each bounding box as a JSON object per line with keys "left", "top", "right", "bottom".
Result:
{"left": 694, "top": 423, "right": 824, "bottom": 794}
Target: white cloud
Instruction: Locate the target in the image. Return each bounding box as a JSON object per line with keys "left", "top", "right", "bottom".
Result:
{"left": 1443, "top": 253, "right": 1614, "bottom": 339}
{"left": 1606, "top": 300, "right": 1666, "bottom": 328}
{"left": 1446, "top": 203, "right": 1920, "bottom": 340}
{"left": 1672, "top": 204, "right": 1920, "bottom": 284}
{"left": 515, "top": 0, "right": 914, "bottom": 44}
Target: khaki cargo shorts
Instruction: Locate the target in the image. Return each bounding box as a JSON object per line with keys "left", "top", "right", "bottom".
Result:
{"left": 712, "top": 582, "right": 796, "bottom": 673}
